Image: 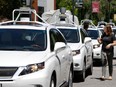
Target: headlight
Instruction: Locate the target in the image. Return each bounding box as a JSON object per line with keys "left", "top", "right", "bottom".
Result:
{"left": 93, "top": 44, "right": 100, "bottom": 49}
{"left": 19, "top": 62, "right": 44, "bottom": 76}
{"left": 72, "top": 50, "right": 80, "bottom": 56}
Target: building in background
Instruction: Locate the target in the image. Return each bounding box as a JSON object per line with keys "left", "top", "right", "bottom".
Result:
{"left": 23, "top": 0, "right": 56, "bottom": 21}
{"left": 38, "top": 0, "right": 56, "bottom": 16}
{"left": 29, "top": 0, "right": 56, "bottom": 20}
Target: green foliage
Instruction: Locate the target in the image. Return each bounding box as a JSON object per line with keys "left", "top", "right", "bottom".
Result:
{"left": 0, "top": 0, "right": 115, "bottom": 23}
{"left": 56, "top": 0, "right": 78, "bottom": 16}
{"left": 56, "top": 0, "right": 116, "bottom": 24}
{"left": 0, "top": 0, "right": 21, "bottom": 19}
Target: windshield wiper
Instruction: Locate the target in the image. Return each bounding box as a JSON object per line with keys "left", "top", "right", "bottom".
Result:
{"left": 22, "top": 46, "right": 41, "bottom": 51}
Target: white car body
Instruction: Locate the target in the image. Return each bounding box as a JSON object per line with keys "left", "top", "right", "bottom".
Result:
{"left": 87, "top": 27, "right": 102, "bottom": 60}
{"left": 111, "top": 27, "right": 116, "bottom": 58}
{"left": 97, "top": 21, "right": 107, "bottom": 28}
{"left": 54, "top": 23, "right": 93, "bottom": 81}
{"left": 0, "top": 8, "right": 73, "bottom": 87}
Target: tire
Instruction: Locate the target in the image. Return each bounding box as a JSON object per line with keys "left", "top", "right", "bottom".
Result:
{"left": 87, "top": 63, "right": 93, "bottom": 75}
{"left": 67, "top": 69, "right": 73, "bottom": 87}
{"left": 50, "top": 75, "right": 56, "bottom": 87}
{"left": 80, "top": 62, "right": 86, "bottom": 82}
{"left": 87, "top": 53, "right": 93, "bottom": 75}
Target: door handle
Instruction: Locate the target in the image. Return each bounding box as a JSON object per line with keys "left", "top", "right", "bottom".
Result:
{"left": 62, "top": 55, "right": 65, "bottom": 59}
{"left": 68, "top": 51, "right": 71, "bottom": 55}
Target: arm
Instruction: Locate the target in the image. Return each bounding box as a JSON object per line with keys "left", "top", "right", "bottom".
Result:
{"left": 106, "top": 40, "right": 116, "bottom": 49}
{"left": 97, "top": 33, "right": 104, "bottom": 44}
{"left": 97, "top": 37, "right": 102, "bottom": 44}
{"left": 106, "top": 34, "right": 116, "bottom": 49}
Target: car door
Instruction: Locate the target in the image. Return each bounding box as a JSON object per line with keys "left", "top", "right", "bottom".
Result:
{"left": 84, "top": 37, "right": 93, "bottom": 66}
{"left": 80, "top": 29, "right": 92, "bottom": 66}
{"left": 49, "top": 29, "right": 68, "bottom": 83}
{"left": 55, "top": 29, "right": 72, "bottom": 79}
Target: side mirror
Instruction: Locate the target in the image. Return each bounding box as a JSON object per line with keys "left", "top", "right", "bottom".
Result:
{"left": 84, "top": 37, "right": 92, "bottom": 43}
{"left": 54, "top": 42, "right": 66, "bottom": 51}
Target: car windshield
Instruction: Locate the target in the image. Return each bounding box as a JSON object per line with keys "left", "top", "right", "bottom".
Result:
{"left": 87, "top": 30, "right": 99, "bottom": 39}
{"left": 58, "top": 28, "right": 79, "bottom": 43}
{"left": 0, "top": 29, "right": 47, "bottom": 51}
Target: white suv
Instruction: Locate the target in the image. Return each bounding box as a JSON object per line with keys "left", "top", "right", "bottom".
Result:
{"left": 87, "top": 26, "right": 102, "bottom": 60}
{"left": 54, "top": 23, "right": 93, "bottom": 82}
{"left": 82, "top": 20, "right": 102, "bottom": 60}
{"left": 0, "top": 8, "right": 73, "bottom": 87}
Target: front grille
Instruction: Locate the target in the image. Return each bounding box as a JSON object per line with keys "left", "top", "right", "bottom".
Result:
{"left": 0, "top": 67, "right": 18, "bottom": 78}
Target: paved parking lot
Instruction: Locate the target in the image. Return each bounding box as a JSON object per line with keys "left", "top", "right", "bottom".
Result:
{"left": 73, "top": 59, "right": 116, "bottom": 87}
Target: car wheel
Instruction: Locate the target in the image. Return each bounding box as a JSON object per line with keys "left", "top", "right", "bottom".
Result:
{"left": 87, "top": 63, "right": 93, "bottom": 75}
{"left": 87, "top": 53, "right": 93, "bottom": 75}
{"left": 50, "top": 75, "right": 56, "bottom": 87}
{"left": 80, "top": 61, "right": 86, "bottom": 82}
{"left": 67, "top": 69, "right": 73, "bottom": 87}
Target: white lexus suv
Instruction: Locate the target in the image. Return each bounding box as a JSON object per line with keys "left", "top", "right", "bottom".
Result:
{"left": 87, "top": 27, "right": 102, "bottom": 60}
{"left": 83, "top": 20, "right": 102, "bottom": 61}
{"left": 54, "top": 23, "right": 93, "bottom": 82}
{"left": 0, "top": 8, "right": 73, "bottom": 87}
{"left": 44, "top": 9, "right": 93, "bottom": 82}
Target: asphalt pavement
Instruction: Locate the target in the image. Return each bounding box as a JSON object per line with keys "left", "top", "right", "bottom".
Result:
{"left": 73, "top": 59, "right": 116, "bottom": 87}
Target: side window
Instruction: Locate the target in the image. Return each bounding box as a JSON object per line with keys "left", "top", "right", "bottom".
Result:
{"left": 55, "top": 30, "right": 67, "bottom": 44}
{"left": 50, "top": 29, "right": 66, "bottom": 51}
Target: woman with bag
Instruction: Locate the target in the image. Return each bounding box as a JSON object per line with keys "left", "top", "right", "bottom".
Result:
{"left": 97, "top": 24, "right": 116, "bottom": 80}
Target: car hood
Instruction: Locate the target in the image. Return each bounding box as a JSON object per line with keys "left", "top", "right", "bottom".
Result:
{"left": 0, "top": 51, "right": 48, "bottom": 66}
{"left": 67, "top": 43, "right": 82, "bottom": 50}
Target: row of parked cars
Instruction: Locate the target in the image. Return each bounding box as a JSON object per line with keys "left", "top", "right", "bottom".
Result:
{"left": 1, "top": 7, "right": 115, "bottom": 87}
{"left": 0, "top": 8, "right": 74, "bottom": 87}
{"left": 0, "top": 7, "right": 94, "bottom": 87}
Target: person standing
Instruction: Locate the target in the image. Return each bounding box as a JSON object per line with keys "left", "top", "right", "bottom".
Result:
{"left": 97, "top": 24, "right": 116, "bottom": 80}
{"left": 83, "top": 20, "right": 89, "bottom": 31}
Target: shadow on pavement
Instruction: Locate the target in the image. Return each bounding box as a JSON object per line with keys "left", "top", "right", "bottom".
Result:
{"left": 93, "top": 59, "right": 102, "bottom": 67}
{"left": 90, "top": 77, "right": 106, "bottom": 81}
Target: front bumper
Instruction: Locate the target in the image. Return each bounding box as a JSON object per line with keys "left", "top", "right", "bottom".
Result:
{"left": 93, "top": 47, "right": 101, "bottom": 59}
{"left": 73, "top": 54, "right": 83, "bottom": 71}
{"left": 0, "top": 69, "right": 50, "bottom": 87}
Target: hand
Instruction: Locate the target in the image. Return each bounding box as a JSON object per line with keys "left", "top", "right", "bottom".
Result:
{"left": 97, "top": 38, "right": 102, "bottom": 43}
{"left": 106, "top": 44, "right": 112, "bottom": 49}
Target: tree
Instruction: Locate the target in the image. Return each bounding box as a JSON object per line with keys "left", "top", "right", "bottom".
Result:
{"left": 0, "top": 0, "right": 21, "bottom": 20}
{"left": 56, "top": 0, "right": 78, "bottom": 16}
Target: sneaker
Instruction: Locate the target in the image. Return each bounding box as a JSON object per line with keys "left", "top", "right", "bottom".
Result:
{"left": 107, "top": 76, "right": 112, "bottom": 80}
{"left": 100, "top": 76, "right": 105, "bottom": 80}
